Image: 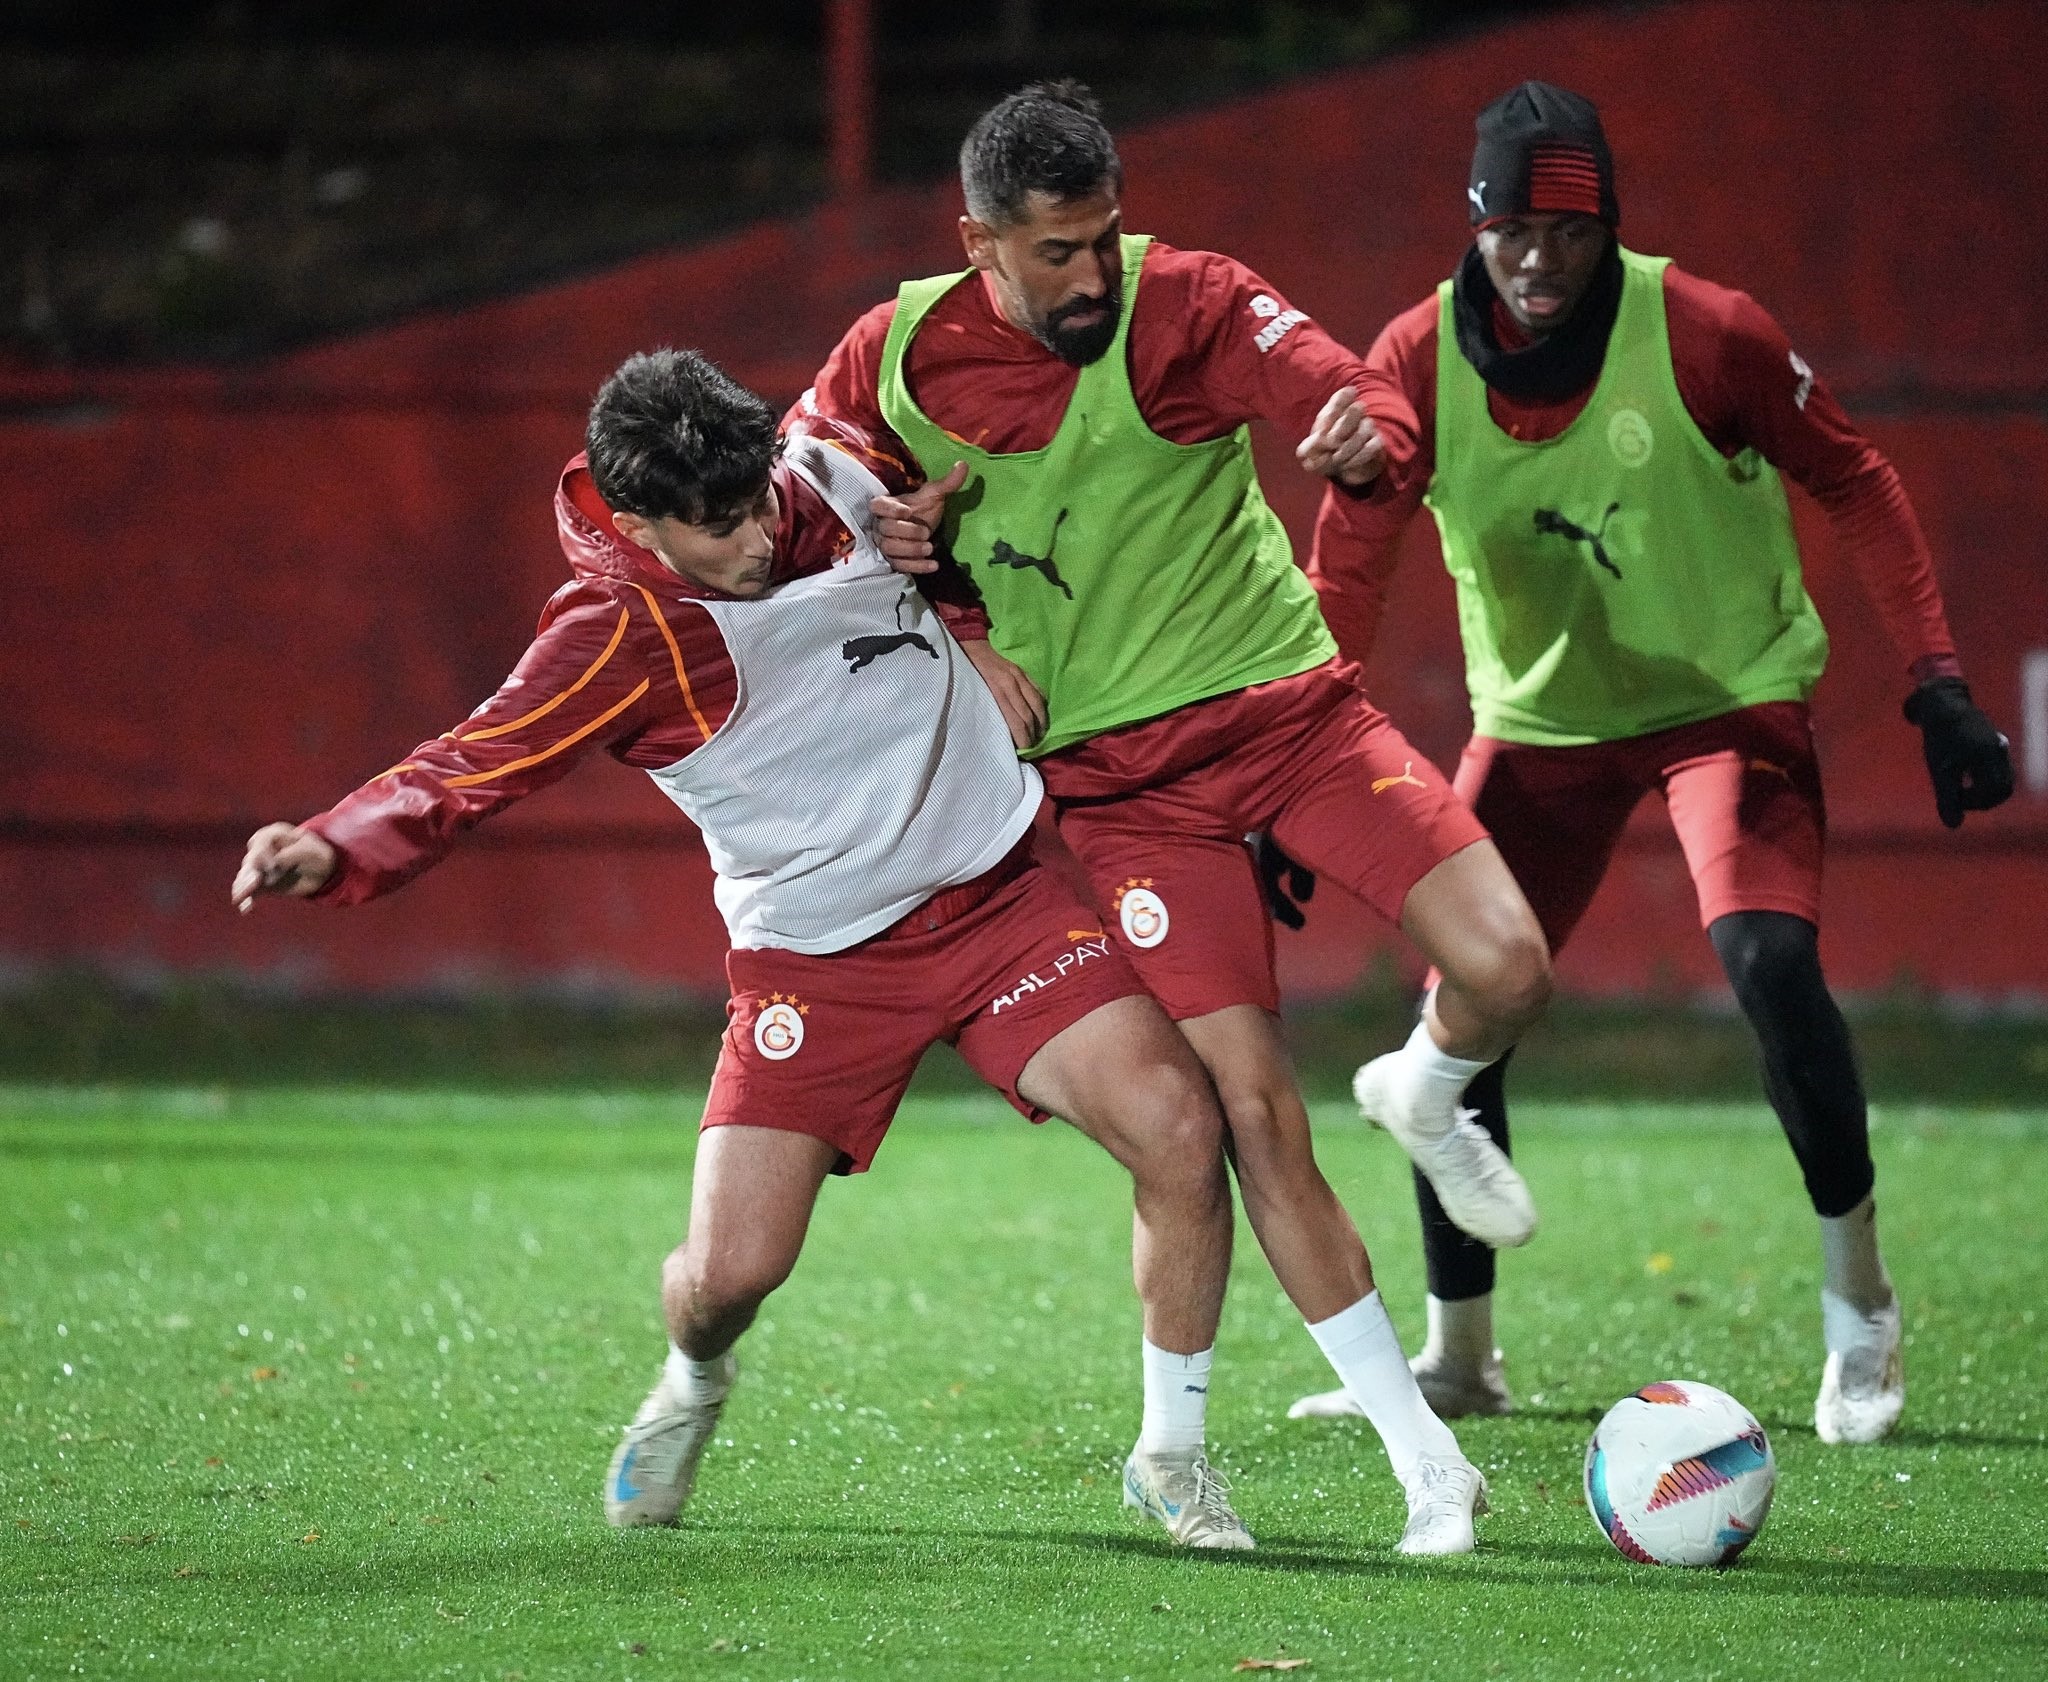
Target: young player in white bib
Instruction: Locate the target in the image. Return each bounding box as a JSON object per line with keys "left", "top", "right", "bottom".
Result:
{"left": 233, "top": 350, "right": 1287, "bottom": 1548}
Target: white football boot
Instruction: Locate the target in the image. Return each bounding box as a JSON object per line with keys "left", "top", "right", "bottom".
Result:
{"left": 1288, "top": 1348, "right": 1514, "bottom": 1422}
{"left": 604, "top": 1350, "right": 737, "bottom": 1526}
{"left": 1814, "top": 1290, "right": 1904, "bottom": 1445}
{"left": 1397, "top": 1454, "right": 1489, "bottom": 1556}
{"left": 1352, "top": 1055, "right": 1537, "bottom": 1249}
{"left": 1122, "top": 1446, "right": 1256, "bottom": 1550}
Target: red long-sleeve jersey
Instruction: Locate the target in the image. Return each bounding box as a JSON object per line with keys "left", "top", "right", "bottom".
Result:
{"left": 1309, "top": 263, "right": 1960, "bottom": 682}
{"left": 306, "top": 420, "right": 920, "bottom": 903}
{"left": 795, "top": 238, "right": 1393, "bottom": 486}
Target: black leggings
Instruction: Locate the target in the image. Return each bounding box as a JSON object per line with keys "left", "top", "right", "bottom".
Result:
{"left": 1416, "top": 909, "right": 1875, "bottom": 1302}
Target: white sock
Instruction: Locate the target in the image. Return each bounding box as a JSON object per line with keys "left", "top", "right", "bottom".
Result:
{"left": 1306, "top": 1291, "right": 1461, "bottom": 1479}
{"left": 1396, "top": 1014, "right": 1491, "bottom": 1131}
{"left": 1819, "top": 1196, "right": 1893, "bottom": 1316}
{"left": 1420, "top": 1293, "right": 1497, "bottom": 1367}
{"left": 664, "top": 1341, "right": 735, "bottom": 1404}
{"left": 1138, "top": 1339, "right": 1212, "bottom": 1454}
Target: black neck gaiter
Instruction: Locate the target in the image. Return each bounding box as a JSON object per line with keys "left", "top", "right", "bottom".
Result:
{"left": 1451, "top": 238, "right": 1624, "bottom": 403}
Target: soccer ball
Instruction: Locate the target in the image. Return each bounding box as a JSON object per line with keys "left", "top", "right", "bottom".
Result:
{"left": 1584, "top": 1380, "right": 1776, "bottom": 1567}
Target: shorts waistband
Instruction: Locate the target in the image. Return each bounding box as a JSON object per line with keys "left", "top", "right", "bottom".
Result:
{"left": 881, "top": 833, "right": 1034, "bottom": 937}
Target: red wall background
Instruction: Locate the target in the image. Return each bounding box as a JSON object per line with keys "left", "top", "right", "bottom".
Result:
{"left": 3, "top": 0, "right": 2043, "bottom": 1002}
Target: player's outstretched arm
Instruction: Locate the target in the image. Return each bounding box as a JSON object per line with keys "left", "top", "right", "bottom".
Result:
{"left": 231, "top": 823, "right": 338, "bottom": 913}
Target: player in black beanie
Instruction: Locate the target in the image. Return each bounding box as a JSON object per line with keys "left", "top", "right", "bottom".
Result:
{"left": 1283, "top": 79, "right": 2013, "bottom": 1450}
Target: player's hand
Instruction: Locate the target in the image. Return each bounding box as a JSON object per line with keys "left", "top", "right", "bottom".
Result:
{"left": 871, "top": 460, "right": 969, "bottom": 575}
{"left": 1297, "top": 387, "right": 1386, "bottom": 487}
{"left": 1903, "top": 677, "right": 2014, "bottom": 829}
{"left": 1251, "top": 832, "right": 1316, "bottom": 931}
{"left": 961, "top": 639, "right": 1047, "bottom": 750}
{"left": 232, "top": 822, "right": 338, "bottom": 912}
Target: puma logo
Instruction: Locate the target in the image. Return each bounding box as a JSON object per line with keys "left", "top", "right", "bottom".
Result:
{"left": 987, "top": 509, "right": 1073, "bottom": 599}
{"left": 1534, "top": 501, "right": 1624, "bottom": 579}
{"left": 1371, "top": 760, "right": 1427, "bottom": 795}
{"left": 841, "top": 632, "right": 938, "bottom": 672}
{"left": 1748, "top": 757, "right": 1793, "bottom": 783}
{"left": 1467, "top": 180, "right": 1488, "bottom": 217}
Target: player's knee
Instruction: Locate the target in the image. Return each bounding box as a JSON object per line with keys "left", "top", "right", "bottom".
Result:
{"left": 1116, "top": 1060, "right": 1226, "bottom": 1194}
{"left": 1467, "top": 918, "right": 1551, "bottom": 1030}
{"left": 681, "top": 1244, "right": 793, "bottom": 1323}
{"left": 1711, "top": 911, "right": 1820, "bottom": 1015}
{"left": 1213, "top": 1078, "right": 1309, "bottom": 1178}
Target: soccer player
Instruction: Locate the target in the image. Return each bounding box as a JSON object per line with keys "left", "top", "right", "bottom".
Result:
{"left": 798, "top": 81, "right": 1547, "bottom": 1551}
{"left": 232, "top": 349, "right": 1264, "bottom": 1549}
{"left": 1289, "top": 82, "right": 2014, "bottom": 1442}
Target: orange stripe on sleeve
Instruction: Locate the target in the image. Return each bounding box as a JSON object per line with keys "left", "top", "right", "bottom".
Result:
{"left": 826, "top": 433, "right": 910, "bottom": 482}
{"left": 456, "top": 607, "right": 631, "bottom": 741}
{"left": 628, "top": 583, "right": 715, "bottom": 744}
{"left": 442, "top": 680, "right": 650, "bottom": 788}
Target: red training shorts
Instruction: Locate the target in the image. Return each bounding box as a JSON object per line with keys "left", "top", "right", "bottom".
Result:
{"left": 1042, "top": 661, "right": 1489, "bottom": 1020}
{"left": 1454, "top": 699, "right": 1826, "bottom": 954}
{"left": 701, "top": 841, "right": 1145, "bottom": 1174}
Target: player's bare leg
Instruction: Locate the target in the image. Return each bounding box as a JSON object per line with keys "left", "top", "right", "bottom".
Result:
{"left": 1017, "top": 994, "right": 1251, "bottom": 1548}
{"left": 1178, "top": 1003, "right": 1485, "bottom": 1554}
{"left": 608, "top": 1125, "right": 837, "bottom": 1527}
{"left": 1349, "top": 840, "right": 1549, "bottom": 1250}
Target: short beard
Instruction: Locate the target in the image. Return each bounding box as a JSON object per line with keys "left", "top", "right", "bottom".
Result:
{"left": 1037, "top": 300, "right": 1119, "bottom": 366}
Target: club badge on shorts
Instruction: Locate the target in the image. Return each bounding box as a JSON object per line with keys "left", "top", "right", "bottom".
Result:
{"left": 1114, "top": 878, "right": 1170, "bottom": 950}
{"left": 752, "top": 992, "right": 809, "bottom": 1061}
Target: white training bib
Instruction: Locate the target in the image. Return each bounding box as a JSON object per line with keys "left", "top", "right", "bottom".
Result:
{"left": 644, "top": 436, "right": 1040, "bottom": 953}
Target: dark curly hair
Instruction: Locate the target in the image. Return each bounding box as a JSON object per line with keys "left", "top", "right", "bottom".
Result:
{"left": 585, "top": 348, "right": 781, "bottom": 525}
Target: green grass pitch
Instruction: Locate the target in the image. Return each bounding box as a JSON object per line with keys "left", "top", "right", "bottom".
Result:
{"left": 4, "top": 1085, "right": 2044, "bottom": 1680}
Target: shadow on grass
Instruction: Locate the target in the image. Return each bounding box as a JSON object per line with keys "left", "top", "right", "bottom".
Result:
{"left": 39, "top": 1519, "right": 2048, "bottom": 1610}
{"left": 1491, "top": 1538, "right": 2048, "bottom": 1603}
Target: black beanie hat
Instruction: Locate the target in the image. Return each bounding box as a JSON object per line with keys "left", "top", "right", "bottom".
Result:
{"left": 1466, "top": 81, "right": 1619, "bottom": 227}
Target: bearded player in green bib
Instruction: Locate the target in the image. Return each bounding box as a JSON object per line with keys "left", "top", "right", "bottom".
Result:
{"left": 1290, "top": 83, "right": 2014, "bottom": 1445}
{"left": 798, "top": 81, "right": 1555, "bottom": 1555}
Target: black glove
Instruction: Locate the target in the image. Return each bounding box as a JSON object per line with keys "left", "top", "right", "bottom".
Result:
{"left": 1251, "top": 832, "right": 1316, "bottom": 931}
{"left": 1902, "top": 677, "right": 2014, "bottom": 829}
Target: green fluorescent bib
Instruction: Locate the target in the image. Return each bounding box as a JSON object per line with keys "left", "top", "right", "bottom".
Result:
{"left": 1425, "top": 247, "right": 1827, "bottom": 746}
{"left": 878, "top": 234, "right": 1335, "bottom": 757}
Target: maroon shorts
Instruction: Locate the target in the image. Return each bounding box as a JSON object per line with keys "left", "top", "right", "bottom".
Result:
{"left": 1455, "top": 700, "right": 1826, "bottom": 954}
{"left": 701, "top": 842, "right": 1145, "bottom": 1174}
{"left": 1043, "top": 663, "right": 1489, "bottom": 1020}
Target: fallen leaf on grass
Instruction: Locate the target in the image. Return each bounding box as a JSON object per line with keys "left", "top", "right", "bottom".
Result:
{"left": 15, "top": 1520, "right": 32, "bottom": 1531}
{"left": 251, "top": 1367, "right": 279, "bottom": 1382}
{"left": 1645, "top": 1252, "right": 1674, "bottom": 1276}
{"left": 422, "top": 1514, "right": 447, "bottom": 1525}
{"left": 1235, "top": 1660, "right": 1310, "bottom": 1673}
{"left": 204, "top": 1458, "right": 223, "bottom": 1468}
{"left": 173, "top": 1565, "right": 202, "bottom": 1579}
{"left": 298, "top": 1530, "right": 321, "bottom": 1544}
{"left": 434, "top": 1604, "right": 466, "bottom": 1622}
{"left": 116, "top": 1532, "right": 160, "bottom": 1547}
